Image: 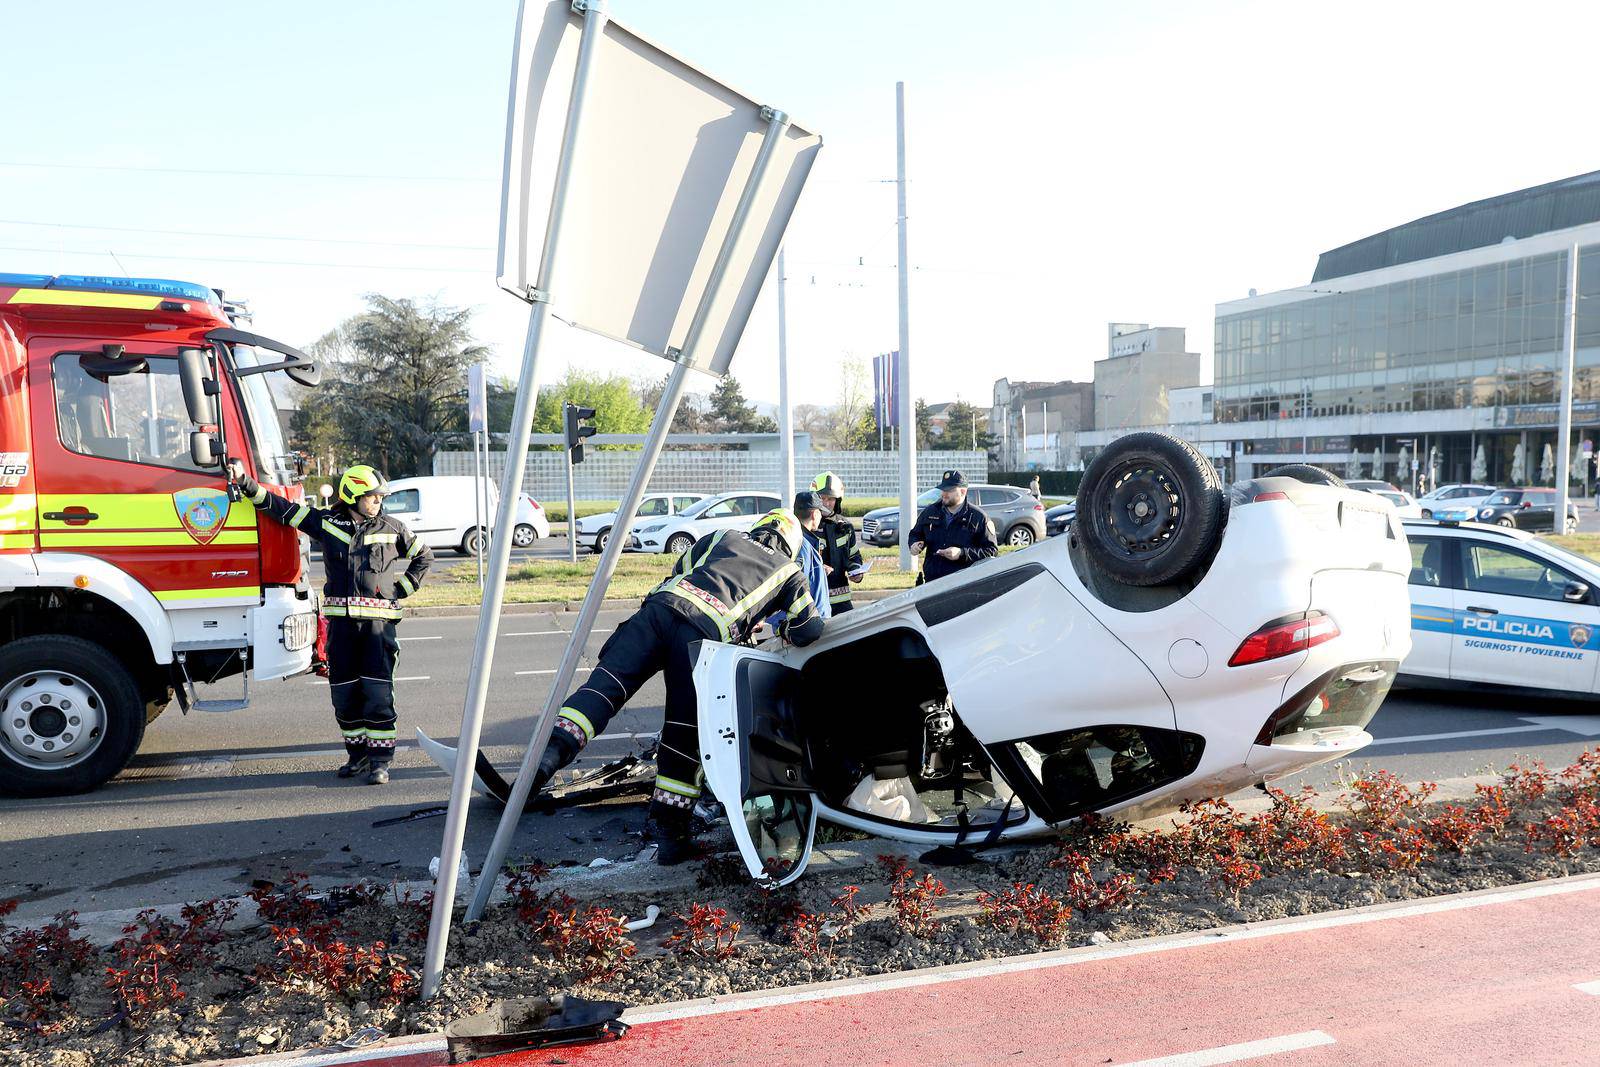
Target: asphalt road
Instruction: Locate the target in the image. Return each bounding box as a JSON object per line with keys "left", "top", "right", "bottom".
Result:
{"left": 5, "top": 607, "right": 1600, "bottom": 922}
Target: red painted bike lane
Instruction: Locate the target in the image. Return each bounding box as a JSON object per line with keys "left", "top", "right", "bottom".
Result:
{"left": 487, "top": 881, "right": 1600, "bottom": 1067}
{"left": 233, "top": 878, "right": 1600, "bottom": 1067}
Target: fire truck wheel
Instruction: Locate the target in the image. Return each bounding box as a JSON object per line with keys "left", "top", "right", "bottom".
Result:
{"left": 0, "top": 635, "right": 146, "bottom": 797}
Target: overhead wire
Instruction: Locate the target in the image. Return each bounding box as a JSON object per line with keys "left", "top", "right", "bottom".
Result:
{"left": 0, "top": 217, "right": 493, "bottom": 251}
{"left": 0, "top": 159, "right": 494, "bottom": 182}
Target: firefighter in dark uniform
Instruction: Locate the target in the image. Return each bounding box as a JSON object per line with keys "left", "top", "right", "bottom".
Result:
{"left": 227, "top": 460, "right": 431, "bottom": 785}
{"left": 809, "top": 471, "right": 865, "bottom": 613}
{"left": 908, "top": 468, "right": 998, "bottom": 583}
{"left": 533, "top": 509, "right": 825, "bottom": 862}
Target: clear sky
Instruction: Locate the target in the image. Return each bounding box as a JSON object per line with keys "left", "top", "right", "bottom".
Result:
{"left": 6, "top": 0, "right": 1600, "bottom": 411}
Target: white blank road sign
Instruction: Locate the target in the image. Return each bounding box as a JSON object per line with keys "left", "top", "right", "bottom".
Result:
{"left": 497, "top": 0, "right": 822, "bottom": 377}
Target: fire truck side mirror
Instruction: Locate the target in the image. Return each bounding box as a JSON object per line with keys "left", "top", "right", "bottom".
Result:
{"left": 178, "top": 348, "right": 218, "bottom": 426}
{"left": 189, "top": 430, "right": 222, "bottom": 469}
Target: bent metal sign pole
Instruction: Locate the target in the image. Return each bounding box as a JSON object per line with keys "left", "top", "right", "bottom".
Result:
{"left": 422, "top": 0, "right": 820, "bottom": 1000}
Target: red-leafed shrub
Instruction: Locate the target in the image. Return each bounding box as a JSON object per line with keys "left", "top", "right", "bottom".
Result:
{"left": 1209, "top": 855, "right": 1263, "bottom": 907}
{"left": 105, "top": 900, "right": 236, "bottom": 1028}
{"left": 1525, "top": 796, "right": 1600, "bottom": 861}
{"left": 1502, "top": 761, "right": 1551, "bottom": 806}
{"left": 877, "top": 856, "right": 945, "bottom": 937}
{"left": 977, "top": 882, "right": 1072, "bottom": 944}
{"left": 1341, "top": 770, "right": 1436, "bottom": 831}
{"left": 1048, "top": 850, "right": 1141, "bottom": 914}
{"left": 663, "top": 903, "right": 741, "bottom": 961}
{"left": 534, "top": 903, "right": 636, "bottom": 982}
{"left": 1, "top": 908, "right": 95, "bottom": 1032}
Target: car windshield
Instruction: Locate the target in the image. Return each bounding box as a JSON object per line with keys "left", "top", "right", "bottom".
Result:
{"left": 679, "top": 496, "right": 722, "bottom": 519}
{"left": 1376, "top": 492, "right": 1406, "bottom": 506}
{"left": 918, "top": 489, "right": 940, "bottom": 507}
{"left": 227, "top": 344, "right": 296, "bottom": 486}
{"left": 1485, "top": 491, "right": 1522, "bottom": 505}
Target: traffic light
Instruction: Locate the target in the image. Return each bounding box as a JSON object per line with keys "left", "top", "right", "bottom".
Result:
{"left": 564, "top": 403, "right": 597, "bottom": 464}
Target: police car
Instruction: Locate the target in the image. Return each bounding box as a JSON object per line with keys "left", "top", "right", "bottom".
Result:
{"left": 1402, "top": 518, "right": 1600, "bottom": 697}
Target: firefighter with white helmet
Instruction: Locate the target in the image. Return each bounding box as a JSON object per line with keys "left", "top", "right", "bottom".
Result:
{"left": 228, "top": 460, "right": 431, "bottom": 784}
{"left": 535, "top": 509, "right": 825, "bottom": 862}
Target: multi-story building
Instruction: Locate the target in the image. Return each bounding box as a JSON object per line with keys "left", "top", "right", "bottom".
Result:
{"left": 1094, "top": 324, "right": 1202, "bottom": 430}
{"left": 1212, "top": 170, "right": 1600, "bottom": 489}
{"left": 990, "top": 378, "right": 1095, "bottom": 470}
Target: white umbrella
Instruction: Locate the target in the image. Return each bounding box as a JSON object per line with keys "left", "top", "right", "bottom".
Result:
{"left": 1371, "top": 446, "right": 1382, "bottom": 482}
{"left": 1472, "top": 444, "right": 1487, "bottom": 482}
{"left": 1348, "top": 450, "right": 1364, "bottom": 479}
{"left": 1397, "top": 446, "right": 1411, "bottom": 489}
{"left": 1428, "top": 445, "right": 1441, "bottom": 489}
{"left": 1572, "top": 443, "right": 1584, "bottom": 484}
{"left": 1541, "top": 443, "right": 1555, "bottom": 485}
{"left": 1511, "top": 442, "right": 1526, "bottom": 485}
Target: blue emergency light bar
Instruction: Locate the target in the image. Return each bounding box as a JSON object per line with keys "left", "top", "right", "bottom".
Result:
{"left": 0, "top": 273, "right": 217, "bottom": 304}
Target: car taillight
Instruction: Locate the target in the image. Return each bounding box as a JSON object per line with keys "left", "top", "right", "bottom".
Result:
{"left": 1251, "top": 491, "right": 1288, "bottom": 503}
{"left": 1228, "top": 611, "right": 1339, "bottom": 667}
{"left": 1033, "top": 502, "right": 1043, "bottom": 511}
{"left": 525, "top": 496, "right": 542, "bottom": 510}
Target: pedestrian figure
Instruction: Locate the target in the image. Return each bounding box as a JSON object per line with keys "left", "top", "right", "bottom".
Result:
{"left": 909, "top": 469, "right": 998, "bottom": 584}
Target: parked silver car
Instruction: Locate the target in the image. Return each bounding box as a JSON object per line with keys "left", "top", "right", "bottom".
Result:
{"left": 572, "top": 492, "right": 708, "bottom": 553}
{"left": 861, "top": 484, "right": 1046, "bottom": 548}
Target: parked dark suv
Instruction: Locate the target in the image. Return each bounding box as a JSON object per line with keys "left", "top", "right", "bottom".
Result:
{"left": 1464, "top": 487, "right": 1579, "bottom": 534}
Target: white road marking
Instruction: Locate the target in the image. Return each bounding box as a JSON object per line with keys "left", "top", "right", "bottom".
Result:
{"left": 253, "top": 1037, "right": 448, "bottom": 1067}
{"left": 1120, "top": 1031, "right": 1335, "bottom": 1066}
{"left": 508, "top": 628, "right": 614, "bottom": 637}
{"left": 1366, "top": 725, "right": 1549, "bottom": 746}
{"left": 620, "top": 875, "right": 1600, "bottom": 1027}
{"left": 398, "top": 635, "right": 442, "bottom": 642}
{"left": 1576, "top": 980, "right": 1600, "bottom": 995}
{"left": 394, "top": 675, "right": 430, "bottom": 682}
{"left": 515, "top": 667, "right": 593, "bottom": 676}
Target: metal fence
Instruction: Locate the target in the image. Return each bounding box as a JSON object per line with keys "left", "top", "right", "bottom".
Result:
{"left": 433, "top": 449, "right": 988, "bottom": 502}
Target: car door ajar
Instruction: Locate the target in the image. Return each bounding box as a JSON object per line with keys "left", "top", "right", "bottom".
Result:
{"left": 1403, "top": 535, "right": 1454, "bottom": 680}
{"left": 1448, "top": 541, "right": 1599, "bottom": 692}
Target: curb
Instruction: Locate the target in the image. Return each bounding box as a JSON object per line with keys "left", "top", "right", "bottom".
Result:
{"left": 193, "top": 870, "right": 1600, "bottom": 1066}
{"left": 402, "top": 588, "right": 902, "bottom": 619}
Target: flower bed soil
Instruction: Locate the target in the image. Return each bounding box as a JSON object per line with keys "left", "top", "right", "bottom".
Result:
{"left": 7, "top": 753, "right": 1600, "bottom": 1067}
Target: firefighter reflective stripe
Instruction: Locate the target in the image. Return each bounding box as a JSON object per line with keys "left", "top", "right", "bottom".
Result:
{"left": 7, "top": 288, "right": 163, "bottom": 310}
{"left": 152, "top": 586, "right": 260, "bottom": 602}
{"left": 828, "top": 588, "right": 852, "bottom": 604}
{"left": 788, "top": 589, "right": 815, "bottom": 617}
{"left": 728, "top": 561, "right": 800, "bottom": 620}
{"left": 249, "top": 485, "right": 269, "bottom": 506}
{"left": 690, "top": 530, "right": 726, "bottom": 571}
{"left": 290, "top": 503, "right": 312, "bottom": 528}
{"left": 323, "top": 603, "right": 402, "bottom": 620}
{"left": 397, "top": 574, "right": 417, "bottom": 596}
{"left": 321, "top": 521, "right": 352, "bottom": 544}
{"left": 402, "top": 537, "right": 423, "bottom": 560}
{"left": 655, "top": 775, "right": 701, "bottom": 798}
{"left": 40, "top": 530, "right": 258, "bottom": 547}
{"left": 364, "top": 533, "right": 399, "bottom": 545}
{"left": 36, "top": 494, "right": 256, "bottom": 530}
{"left": 559, "top": 707, "right": 597, "bottom": 741}
{"left": 659, "top": 581, "right": 733, "bottom": 640}
{"left": 366, "top": 728, "right": 398, "bottom": 741}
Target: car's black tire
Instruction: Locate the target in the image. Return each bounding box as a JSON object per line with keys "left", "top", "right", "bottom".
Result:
{"left": 665, "top": 532, "right": 696, "bottom": 557}
{"left": 595, "top": 527, "right": 612, "bottom": 553}
{"left": 1496, "top": 516, "right": 1517, "bottom": 528}
{"left": 0, "top": 635, "right": 146, "bottom": 797}
{"left": 460, "top": 527, "right": 487, "bottom": 556}
{"left": 513, "top": 523, "right": 537, "bottom": 547}
{"left": 1262, "top": 463, "right": 1347, "bottom": 488}
{"left": 1004, "top": 524, "right": 1036, "bottom": 548}
{"left": 1077, "top": 432, "right": 1225, "bottom": 587}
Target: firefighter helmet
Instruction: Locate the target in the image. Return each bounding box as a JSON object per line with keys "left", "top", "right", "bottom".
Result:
{"left": 750, "top": 509, "right": 803, "bottom": 558}
{"left": 337, "top": 464, "right": 389, "bottom": 505}
{"left": 811, "top": 471, "right": 844, "bottom": 500}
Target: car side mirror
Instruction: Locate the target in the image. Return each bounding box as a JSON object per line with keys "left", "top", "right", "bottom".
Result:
{"left": 178, "top": 348, "right": 218, "bottom": 426}
{"left": 1520, "top": 501, "right": 1532, "bottom": 509}
{"left": 189, "top": 430, "right": 221, "bottom": 469}
{"left": 1565, "top": 581, "right": 1590, "bottom": 603}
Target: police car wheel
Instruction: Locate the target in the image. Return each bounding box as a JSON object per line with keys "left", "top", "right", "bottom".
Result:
{"left": 665, "top": 533, "right": 696, "bottom": 557}
{"left": 1261, "top": 463, "right": 1347, "bottom": 488}
{"left": 1077, "top": 431, "right": 1224, "bottom": 587}
{"left": 513, "top": 523, "right": 537, "bottom": 547}
{"left": 0, "top": 635, "right": 145, "bottom": 797}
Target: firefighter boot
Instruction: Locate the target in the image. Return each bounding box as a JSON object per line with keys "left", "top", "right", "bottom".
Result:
{"left": 337, "top": 752, "right": 370, "bottom": 779}
{"left": 643, "top": 802, "right": 696, "bottom": 866}
{"left": 529, "top": 729, "right": 581, "bottom": 794}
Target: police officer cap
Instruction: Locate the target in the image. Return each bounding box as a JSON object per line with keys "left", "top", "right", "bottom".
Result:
{"left": 793, "top": 490, "right": 830, "bottom": 517}
{"left": 937, "top": 469, "right": 967, "bottom": 489}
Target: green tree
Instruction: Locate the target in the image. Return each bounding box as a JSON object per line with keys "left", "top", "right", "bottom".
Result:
{"left": 533, "top": 369, "right": 652, "bottom": 446}
{"left": 914, "top": 398, "right": 933, "bottom": 450}
{"left": 934, "top": 400, "right": 996, "bottom": 452}
{"left": 290, "top": 294, "right": 488, "bottom": 477}
{"left": 707, "top": 376, "right": 776, "bottom": 433}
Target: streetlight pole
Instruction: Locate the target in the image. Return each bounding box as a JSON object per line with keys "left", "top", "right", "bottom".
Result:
{"left": 1557, "top": 242, "right": 1579, "bottom": 532}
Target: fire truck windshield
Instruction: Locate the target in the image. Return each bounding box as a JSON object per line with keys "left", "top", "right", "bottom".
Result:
{"left": 227, "top": 344, "right": 296, "bottom": 486}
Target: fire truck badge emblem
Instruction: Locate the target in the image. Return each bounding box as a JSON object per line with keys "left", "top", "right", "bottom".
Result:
{"left": 174, "top": 488, "right": 231, "bottom": 545}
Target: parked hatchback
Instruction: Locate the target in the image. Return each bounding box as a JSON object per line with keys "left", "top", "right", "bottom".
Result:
{"left": 861, "top": 483, "right": 1046, "bottom": 548}
{"left": 1439, "top": 487, "right": 1579, "bottom": 533}
{"left": 573, "top": 492, "right": 707, "bottom": 553}
{"left": 631, "top": 490, "right": 783, "bottom": 555}
{"left": 1417, "top": 482, "right": 1497, "bottom": 519}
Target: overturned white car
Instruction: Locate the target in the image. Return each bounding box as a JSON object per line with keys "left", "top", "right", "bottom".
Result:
{"left": 693, "top": 435, "right": 1413, "bottom": 886}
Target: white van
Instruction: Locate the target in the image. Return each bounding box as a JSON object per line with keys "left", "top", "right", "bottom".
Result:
{"left": 383, "top": 476, "right": 532, "bottom": 556}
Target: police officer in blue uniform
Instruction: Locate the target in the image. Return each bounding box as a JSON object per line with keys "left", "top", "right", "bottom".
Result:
{"left": 908, "top": 469, "right": 998, "bottom": 583}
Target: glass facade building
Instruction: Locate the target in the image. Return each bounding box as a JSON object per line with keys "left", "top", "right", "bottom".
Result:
{"left": 1214, "top": 244, "right": 1600, "bottom": 425}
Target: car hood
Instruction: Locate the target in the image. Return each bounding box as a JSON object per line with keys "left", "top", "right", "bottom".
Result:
{"left": 862, "top": 506, "right": 900, "bottom": 522}
{"left": 576, "top": 510, "right": 619, "bottom": 530}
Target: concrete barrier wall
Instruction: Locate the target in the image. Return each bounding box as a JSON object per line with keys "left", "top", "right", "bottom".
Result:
{"left": 433, "top": 449, "right": 988, "bottom": 502}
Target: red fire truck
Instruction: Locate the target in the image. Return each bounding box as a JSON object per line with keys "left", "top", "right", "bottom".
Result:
{"left": 0, "top": 273, "right": 321, "bottom": 795}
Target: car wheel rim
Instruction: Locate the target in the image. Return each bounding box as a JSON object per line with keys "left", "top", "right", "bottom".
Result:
{"left": 1102, "top": 462, "right": 1181, "bottom": 559}
{"left": 1008, "top": 528, "right": 1032, "bottom": 546}
{"left": 0, "top": 671, "right": 106, "bottom": 770}
{"left": 599, "top": 532, "right": 609, "bottom": 549}
{"left": 514, "top": 527, "right": 534, "bottom": 547}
